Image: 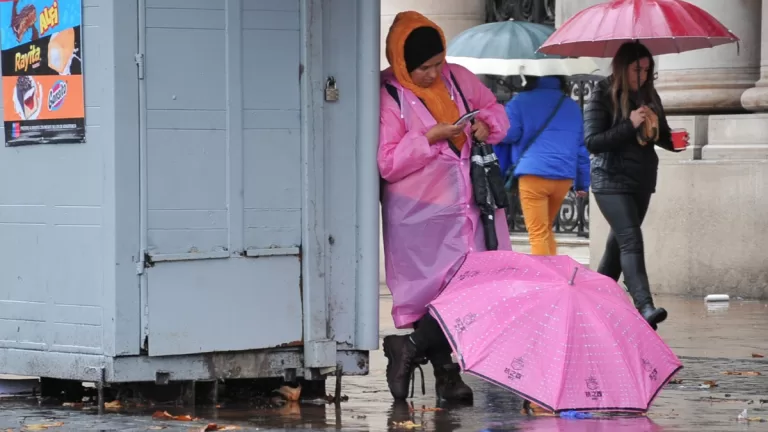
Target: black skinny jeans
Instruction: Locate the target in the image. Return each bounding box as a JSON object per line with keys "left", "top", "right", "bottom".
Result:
{"left": 593, "top": 192, "right": 654, "bottom": 308}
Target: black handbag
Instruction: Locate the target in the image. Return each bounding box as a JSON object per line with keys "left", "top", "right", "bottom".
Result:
{"left": 504, "top": 94, "right": 568, "bottom": 193}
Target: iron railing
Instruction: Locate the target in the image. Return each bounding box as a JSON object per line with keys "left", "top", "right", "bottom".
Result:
{"left": 485, "top": 0, "right": 556, "bottom": 25}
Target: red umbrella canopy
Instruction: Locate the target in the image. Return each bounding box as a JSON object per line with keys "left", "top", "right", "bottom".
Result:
{"left": 538, "top": 0, "right": 740, "bottom": 58}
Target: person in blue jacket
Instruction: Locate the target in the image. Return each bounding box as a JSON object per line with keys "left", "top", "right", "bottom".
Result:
{"left": 498, "top": 75, "right": 590, "bottom": 255}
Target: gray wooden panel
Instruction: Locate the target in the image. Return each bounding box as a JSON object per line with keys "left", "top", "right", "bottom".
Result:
{"left": 323, "top": 0, "right": 359, "bottom": 344}
{"left": 239, "top": 3, "right": 302, "bottom": 252}
{"left": 148, "top": 257, "right": 302, "bottom": 356}
{"left": 147, "top": 0, "right": 223, "bottom": 9}
{"left": 243, "top": 129, "right": 301, "bottom": 209}
{"left": 146, "top": 128, "right": 227, "bottom": 254}
{"left": 145, "top": 29, "right": 226, "bottom": 111}
{"left": 143, "top": 0, "right": 305, "bottom": 357}
{"left": 242, "top": 29, "right": 300, "bottom": 110}
{"left": 145, "top": 5, "right": 228, "bottom": 256}
{"left": 243, "top": 0, "right": 299, "bottom": 12}
{"left": 0, "top": 2, "right": 109, "bottom": 355}
{"left": 244, "top": 209, "right": 301, "bottom": 248}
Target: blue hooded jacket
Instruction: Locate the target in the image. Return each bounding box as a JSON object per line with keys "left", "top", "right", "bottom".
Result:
{"left": 496, "top": 76, "right": 590, "bottom": 191}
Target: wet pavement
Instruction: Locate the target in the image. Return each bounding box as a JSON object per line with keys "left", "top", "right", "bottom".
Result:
{"left": 1, "top": 294, "right": 767, "bottom": 431}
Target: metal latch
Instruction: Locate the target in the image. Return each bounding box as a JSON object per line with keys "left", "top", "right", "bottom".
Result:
{"left": 325, "top": 76, "right": 339, "bottom": 102}
{"left": 135, "top": 53, "right": 145, "bottom": 80}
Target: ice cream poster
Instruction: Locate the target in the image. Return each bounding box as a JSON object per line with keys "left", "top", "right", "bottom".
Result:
{"left": 0, "top": 0, "right": 84, "bottom": 146}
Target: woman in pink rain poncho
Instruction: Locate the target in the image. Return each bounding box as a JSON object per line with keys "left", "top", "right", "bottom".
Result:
{"left": 379, "top": 11, "right": 511, "bottom": 403}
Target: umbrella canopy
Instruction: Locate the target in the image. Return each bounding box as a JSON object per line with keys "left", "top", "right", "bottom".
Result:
{"left": 428, "top": 251, "right": 682, "bottom": 413}
{"left": 446, "top": 20, "right": 599, "bottom": 76}
{"left": 538, "top": 0, "right": 739, "bottom": 58}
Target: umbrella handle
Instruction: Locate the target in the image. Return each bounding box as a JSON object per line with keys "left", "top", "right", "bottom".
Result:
{"left": 568, "top": 267, "right": 578, "bottom": 285}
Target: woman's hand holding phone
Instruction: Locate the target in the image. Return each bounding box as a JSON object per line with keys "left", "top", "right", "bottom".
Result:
{"left": 426, "top": 123, "right": 463, "bottom": 144}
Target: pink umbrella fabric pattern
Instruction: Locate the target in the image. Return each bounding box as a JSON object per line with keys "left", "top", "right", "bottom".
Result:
{"left": 428, "top": 251, "right": 682, "bottom": 413}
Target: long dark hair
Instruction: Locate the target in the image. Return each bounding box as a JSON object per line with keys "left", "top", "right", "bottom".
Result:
{"left": 610, "top": 42, "right": 658, "bottom": 123}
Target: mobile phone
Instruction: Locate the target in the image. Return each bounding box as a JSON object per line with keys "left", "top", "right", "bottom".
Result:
{"left": 454, "top": 110, "right": 480, "bottom": 126}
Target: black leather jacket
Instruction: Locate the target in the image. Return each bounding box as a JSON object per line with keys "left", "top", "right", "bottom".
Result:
{"left": 584, "top": 78, "right": 677, "bottom": 194}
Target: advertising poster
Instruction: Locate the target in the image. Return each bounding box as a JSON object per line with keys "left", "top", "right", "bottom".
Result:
{"left": 0, "top": 0, "right": 84, "bottom": 146}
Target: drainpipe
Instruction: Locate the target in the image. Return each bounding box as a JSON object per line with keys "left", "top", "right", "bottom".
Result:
{"left": 355, "top": 0, "right": 381, "bottom": 351}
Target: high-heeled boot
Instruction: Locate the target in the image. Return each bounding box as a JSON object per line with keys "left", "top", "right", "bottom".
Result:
{"left": 621, "top": 253, "right": 667, "bottom": 330}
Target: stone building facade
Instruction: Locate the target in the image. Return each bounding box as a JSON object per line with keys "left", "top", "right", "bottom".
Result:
{"left": 380, "top": 0, "right": 768, "bottom": 298}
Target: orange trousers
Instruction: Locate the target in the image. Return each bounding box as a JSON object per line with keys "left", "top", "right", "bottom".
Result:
{"left": 518, "top": 175, "right": 573, "bottom": 256}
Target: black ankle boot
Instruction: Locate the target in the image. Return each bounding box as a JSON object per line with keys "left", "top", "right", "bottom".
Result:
{"left": 638, "top": 303, "right": 668, "bottom": 330}
{"left": 383, "top": 335, "right": 420, "bottom": 400}
{"left": 434, "top": 364, "right": 473, "bottom": 402}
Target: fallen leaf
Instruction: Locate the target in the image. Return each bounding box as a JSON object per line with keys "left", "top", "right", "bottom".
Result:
{"left": 722, "top": 371, "right": 762, "bottom": 376}
{"left": 528, "top": 401, "right": 554, "bottom": 416}
{"left": 105, "top": 400, "right": 122, "bottom": 409}
{"left": 752, "top": 353, "right": 765, "bottom": 358}
{"left": 669, "top": 379, "right": 683, "bottom": 384}
{"left": 274, "top": 385, "right": 301, "bottom": 401}
{"left": 738, "top": 408, "right": 766, "bottom": 422}
{"left": 409, "top": 406, "right": 443, "bottom": 412}
{"left": 391, "top": 421, "right": 421, "bottom": 429}
{"left": 22, "top": 423, "right": 64, "bottom": 431}
{"left": 703, "top": 380, "right": 718, "bottom": 387}
{"left": 198, "top": 425, "right": 241, "bottom": 431}
{"left": 61, "top": 402, "right": 84, "bottom": 408}
{"left": 151, "top": 411, "right": 197, "bottom": 422}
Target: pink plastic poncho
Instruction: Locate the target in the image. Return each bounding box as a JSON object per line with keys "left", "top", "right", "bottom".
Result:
{"left": 379, "top": 63, "right": 512, "bottom": 329}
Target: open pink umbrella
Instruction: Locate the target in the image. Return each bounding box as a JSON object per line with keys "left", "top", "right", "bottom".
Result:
{"left": 538, "top": 0, "right": 739, "bottom": 58}
{"left": 428, "top": 251, "right": 682, "bottom": 413}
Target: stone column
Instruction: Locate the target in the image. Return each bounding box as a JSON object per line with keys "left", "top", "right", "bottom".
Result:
{"left": 380, "top": 0, "right": 485, "bottom": 68}
{"left": 742, "top": 0, "right": 768, "bottom": 110}
{"left": 655, "top": 0, "right": 761, "bottom": 114}
{"left": 555, "top": 0, "right": 602, "bottom": 27}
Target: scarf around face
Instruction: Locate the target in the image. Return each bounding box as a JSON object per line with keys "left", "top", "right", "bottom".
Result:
{"left": 385, "top": 11, "right": 466, "bottom": 150}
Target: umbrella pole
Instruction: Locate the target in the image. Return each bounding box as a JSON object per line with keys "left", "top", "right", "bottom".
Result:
{"left": 568, "top": 267, "right": 579, "bottom": 285}
{"left": 634, "top": 40, "right": 643, "bottom": 107}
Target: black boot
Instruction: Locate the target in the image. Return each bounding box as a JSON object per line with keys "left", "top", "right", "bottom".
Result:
{"left": 638, "top": 303, "right": 667, "bottom": 330}
{"left": 383, "top": 335, "right": 420, "bottom": 400}
{"left": 434, "top": 364, "right": 473, "bottom": 402}
{"left": 621, "top": 253, "right": 667, "bottom": 330}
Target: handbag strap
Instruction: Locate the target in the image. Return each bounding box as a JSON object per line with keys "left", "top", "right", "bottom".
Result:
{"left": 450, "top": 72, "right": 473, "bottom": 124}
{"left": 516, "top": 94, "right": 567, "bottom": 165}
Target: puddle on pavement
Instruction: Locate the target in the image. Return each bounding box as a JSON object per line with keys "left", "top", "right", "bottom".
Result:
{"left": 1, "top": 296, "right": 767, "bottom": 431}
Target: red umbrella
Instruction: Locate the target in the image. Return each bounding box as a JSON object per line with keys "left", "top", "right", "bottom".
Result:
{"left": 538, "top": 0, "right": 739, "bottom": 58}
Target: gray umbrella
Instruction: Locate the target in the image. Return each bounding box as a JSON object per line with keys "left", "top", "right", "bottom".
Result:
{"left": 446, "top": 20, "right": 598, "bottom": 77}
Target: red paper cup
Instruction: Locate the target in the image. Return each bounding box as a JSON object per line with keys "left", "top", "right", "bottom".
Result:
{"left": 671, "top": 128, "right": 688, "bottom": 150}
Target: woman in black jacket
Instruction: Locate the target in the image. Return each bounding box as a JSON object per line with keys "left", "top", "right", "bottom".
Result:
{"left": 583, "top": 42, "right": 687, "bottom": 330}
